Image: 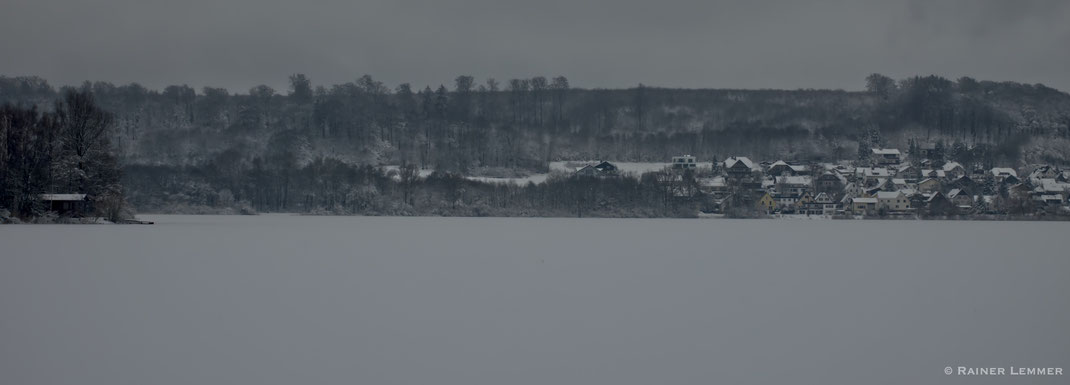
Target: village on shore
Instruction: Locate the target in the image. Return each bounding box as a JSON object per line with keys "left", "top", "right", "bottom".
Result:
{"left": 12, "top": 146, "right": 1070, "bottom": 222}
{"left": 568, "top": 148, "right": 1070, "bottom": 219}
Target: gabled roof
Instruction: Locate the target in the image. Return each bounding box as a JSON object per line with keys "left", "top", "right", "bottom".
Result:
{"left": 942, "top": 161, "right": 964, "bottom": 171}
{"left": 575, "top": 161, "right": 618, "bottom": 174}
{"left": 926, "top": 191, "right": 947, "bottom": 202}
{"left": 896, "top": 164, "right": 918, "bottom": 172}
{"left": 1035, "top": 178, "right": 1070, "bottom": 193}
{"left": 950, "top": 175, "right": 975, "bottom": 184}
{"left": 1037, "top": 194, "right": 1064, "bottom": 202}
{"left": 828, "top": 171, "right": 848, "bottom": 184}
{"left": 990, "top": 167, "right": 1017, "bottom": 177}
{"left": 875, "top": 191, "right": 903, "bottom": 199}
{"left": 1029, "top": 165, "right": 1059, "bottom": 176}
{"left": 698, "top": 176, "right": 726, "bottom": 188}
{"left": 947, "top": 188, "right": 963, "bottom": 199}
{"left": 856, "top": 167, "right": 891, "bottom": 177}
{"left": 852, "top": 197, "right": 878, "bottom": 204}
{"left": 1008, "top": 183, "right": 1031, "bottom": 192}
{"left": 723, "top": 156, "right": 755, "bottom": 170}
{"left": 577, "top": 166, "right": 601, "bottom": 174}
{"left": 921, "top": 169, "right": 946, "bottom": 178}
{"left": 775, "top": 176, "right": 812, "bottom": 185}
{"left": 592, "top": 161, "right": 618, "bottom": 172}
{"left": 768, "top": 160, "right": 807, "bottom": 172}
{"left": 899, "top": 188, "right": 918, "bottom": 196}
{"left": 871, "top": 148, "right": 901, "bottom": 155}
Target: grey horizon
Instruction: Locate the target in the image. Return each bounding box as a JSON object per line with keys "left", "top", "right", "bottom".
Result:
{"left": 2, "top": 0, "right": 1069, "bottom": 93}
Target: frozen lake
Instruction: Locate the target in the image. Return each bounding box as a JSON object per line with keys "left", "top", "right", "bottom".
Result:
{"left": 2, "top": 215, "right": 1068, "bottom": 385}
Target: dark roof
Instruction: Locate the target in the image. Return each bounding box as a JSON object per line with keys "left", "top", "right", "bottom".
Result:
{"left": 594, "top": 161, "right": 617, "bottom": 171}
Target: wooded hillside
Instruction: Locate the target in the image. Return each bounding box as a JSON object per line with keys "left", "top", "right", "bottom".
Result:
{"left": 2, "top": 73, "right": 1068, "bottom": 214}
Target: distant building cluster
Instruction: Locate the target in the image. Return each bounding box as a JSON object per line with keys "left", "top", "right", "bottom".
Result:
{"left": 573, "top": 148, "right": 1070, "bottom": 218}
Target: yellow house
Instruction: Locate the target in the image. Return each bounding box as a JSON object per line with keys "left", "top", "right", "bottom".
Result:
{"left": 850, "top": 197, "right": 878, "bottom": 215}
{"left": 795, "top": 192, "right": 814, "bottom": 210}
{"left": 756, "top": 193, "right": 777, "bottom": 212}
{"left": 918, "top": 178, "right": 940, "bottom": 193}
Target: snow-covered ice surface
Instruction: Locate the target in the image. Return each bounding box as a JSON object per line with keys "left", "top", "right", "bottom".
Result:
{"left": 2, "top": 215, "right": 1068, "bottom": 385}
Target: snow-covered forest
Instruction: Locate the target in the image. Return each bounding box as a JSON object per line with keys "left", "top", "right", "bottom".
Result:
{"left": 1, "top": 74, "right": 1069, "bottom": 216}
{"left": 0, "top": 91, "right": 126, "bottom": 221}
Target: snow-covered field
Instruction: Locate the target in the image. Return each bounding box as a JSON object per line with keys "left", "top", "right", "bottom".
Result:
{"left": 549, "top": 160, "right": 675, "bottom": 175}
{"left": 464, "top": 174, "right": 551, "bottom": 185}
{"left": 384, "top": 161, "right": 676, "bottom": 185}
{"left": 2, "top": 215, "right": 1067, "bottom": 385}
{"left": 472, "top": 161, "right": 680, "bottom": 185}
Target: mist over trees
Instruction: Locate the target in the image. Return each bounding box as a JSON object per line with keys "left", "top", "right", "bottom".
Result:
{"left": 1, "top": 73, "right": 1069, "bottom": 215}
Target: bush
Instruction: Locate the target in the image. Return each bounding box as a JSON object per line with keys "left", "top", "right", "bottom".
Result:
{"left": 95, "top": 192, "right": 133, "bottom": 223}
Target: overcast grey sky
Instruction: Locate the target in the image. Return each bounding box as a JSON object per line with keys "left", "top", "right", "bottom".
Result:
{"left": 2, "top": 0, "right": 1069, "bottom": 93}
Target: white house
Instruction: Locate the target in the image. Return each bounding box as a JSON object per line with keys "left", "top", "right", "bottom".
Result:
{"left": 671, "top": 155, "right": 698, "bottom": 170}
{"left": 844, "top": 182, "right": 863, "bottom": 197}
{"left": 871, "top": 148, "right": 902, "bottom": 166}
{"left": 1034, "top": 194, "right": 1065, "bottom": 208}
{"left": 850, "top": 197, "right": 878, "bottom": 215}
{"left": 767, "top": 160, "right": 808, "bottom": 176}
{"left": 875, "top": 191, "right": 911, "bottom": 212}
{"left": 723, "top": 156, "right": 756, "bottom": 179}
{"left": 812, "top": 192, "right": 837, "bottom": 215}
{"left": 697, "top": 176, "right": 728, "bottom": 194}
{"left": 947, "top": 189, "right": 974, "bottom": 211}
{"left": 855, "top": 167, "right": 891, "bottom": 184}
{"left": 1028, "top": 165, "right": 1060, "bottom": 184}
{"left": 990, "top": 167, "right": 1018, "bottom": 182}
{"left": 920, "top": 169, "right": 947, "bottom": 179}
{"left": 775, "top": 175, "right": 812, "bottom": 195}
{"left": 1033, "top": 179, "right": 1070, "bottom": 194}
{"left": 917, "top": 178, "right": 940, "bottom": 193}
{"left": 942, "top": 161, "right": 966, "bottom": 179}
